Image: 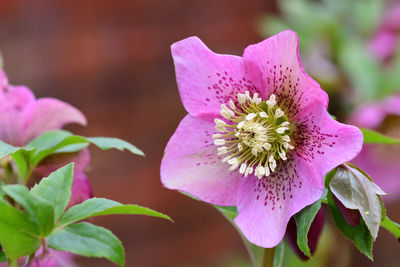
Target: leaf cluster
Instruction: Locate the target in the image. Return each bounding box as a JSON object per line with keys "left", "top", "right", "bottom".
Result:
{"left": 0, "top": 164, "right": 171, "bottom": 266}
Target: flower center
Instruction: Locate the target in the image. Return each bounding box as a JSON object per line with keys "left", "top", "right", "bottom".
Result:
{"left": 212, "top": 92, "right": 294, "bottom": 179}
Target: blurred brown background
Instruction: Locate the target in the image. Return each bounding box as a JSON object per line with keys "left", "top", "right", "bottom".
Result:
{"left": 0, "top": 1, "right": 398, "bottom": 266}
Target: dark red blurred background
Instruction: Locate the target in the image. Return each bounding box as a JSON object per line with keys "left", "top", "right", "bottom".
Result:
{"left": 0, "top": 1, "right": 399, "bottom": 266}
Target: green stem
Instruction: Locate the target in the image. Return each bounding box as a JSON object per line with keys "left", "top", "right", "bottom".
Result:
{"left": 263, "top": 247, "right": 275, "bottom": 267}
{"left": 8, "top": 258, "right": 18, "bottom": 267}
{"left": 41, "top": 238, "right": 48, "bottom": 256}
{"left": 23, "top": 252, "right": 35, "bottom": 267}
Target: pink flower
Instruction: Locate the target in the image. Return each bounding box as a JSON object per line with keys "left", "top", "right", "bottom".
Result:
{"left": 369, "top": 5, "right": 400, "bottom": 61}
{"left": 348, "top": 95, "right": 400, "bottom": 202}
{"left": 0, "top": 70, "right": 92, "bottom": 206}
{"left": 161, "top": 30, "right": 363, "bottom": 247}
{"left": 0, "top": 247, "right": 77, "bottom": 267}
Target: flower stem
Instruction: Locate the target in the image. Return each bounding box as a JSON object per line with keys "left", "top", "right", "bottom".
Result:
{"left": 23, "top": 253, "right": 35, "bottom": 267}
{"left": 8, "top": 259, "right": 18, "bottom": 267}
{"left": 262, "top": 247, "right": 275, "bottom": 267}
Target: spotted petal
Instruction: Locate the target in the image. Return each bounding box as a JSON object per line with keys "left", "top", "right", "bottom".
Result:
{"left": 171, "top": 37, "right": 265, "bottom": 118}
{"left": 234, "top": 159, "right": 323, "bottom": 247}
{"left": 243, "top": 30, "right": 329, "bottom": 118}
{"left": 161, "top": 115, "right": 242, "bottom": 206}
{"left": 292, "top": 100, "right": 363, "bottom": 182}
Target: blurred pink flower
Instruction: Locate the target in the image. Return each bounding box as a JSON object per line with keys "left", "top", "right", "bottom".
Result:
{"left": 0, "top": 247, "right": 76, "bottom": 267}
{"left": 348, "top": 95, "right": 400, "bottom": 202}
{"left": 161, "top": 30, "right": 363, "bottom": 247}
{"left": 369, "top": 5, "right": 400, "bottom": 61}
{"left": 0, "top": 70, "right": 92, "bottom": 205}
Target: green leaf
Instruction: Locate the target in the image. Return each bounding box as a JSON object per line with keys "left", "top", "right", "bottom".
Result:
{"left": 0, "top": 140, "right": 33, "bottom": 159}
{"left": 26, "top": 130, "right": 73, "bottom": 154}
{"left": 0, "top": 140, "right": 23, "bottom": 159}
{"left": 380, "top": 216, "right": 400, "bottom": 239}
{"left": 329, "top": 164, "right": 385, "bottom": 240}
{"left": 27, "top": 131, "right": 87, "bottom": 165}
{"left": 327, "top": 190, "right": 373, "bottom": 259}
{"left": 55, "top": 143, "right": 89, "bottom": 153}
{"left": 361, "top": 128, "right": 400, "bottom": 144}
{"left": 0, "top": 199, "right": 41, "bottom": 259}
{"left": 10, "top": 151, "right": 31, "bottom": 182}
{"left": 25, "top": 130, "right": 144, "bottom": 166}
{"left": 59, "top": 198, "right": 171, "bottom": 226}
{"left": 86, "top": 137, "right": 144, "bottom": 156}
{"left": 48, "top": 222, "right": 125, "bottom": 266}
{"left": 2, "top": 185, "right": 54, "bottom": 236}
{"left": 214, "top": 205, "right": 238, "bottom": 220}
{"left": 294, "top": 200, "right": 322, "bottom": 258}
{"left": 30, "top": 164, "right": 74, "bottom": 222}
{"left": 0, "top": 250, "right": 6, "bottom": 262}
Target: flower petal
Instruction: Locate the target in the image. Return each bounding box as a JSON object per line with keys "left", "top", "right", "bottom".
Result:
{"left": 0, "top": 85, "right": 36, "bottom": 146}
{"left": 332, "top": 194, "right": 360, "bottom": 226}
{"left": 68, "top": 173, "right": 93, "bottom": 208}
{"left": 161, "top": 115, "right": 242, "bottom": 206}
{"left": 243, "top": 30, "right": 328, "bottom": 118}
{"left": 171, "top": 36, "right": 264, "bottom": 118}
{"left": 292, "top": 101, "right": 363, "bottom": 183}
{"left": 347, "top": 95, "right": 400, "bottom": 129}
{"left": 22, "top": 98, "right": 86, "bottom": 144}
{"left": 234, "top": 159, "right": 323, "bottom": 247}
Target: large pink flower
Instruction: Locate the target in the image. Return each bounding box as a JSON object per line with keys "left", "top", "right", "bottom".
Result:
{"left": 369, "top": 5, "right": 400, "bottom": 61}
{"left": 348, "top": 95, "right": 400, "bottom": 202}
{"left": 161, "top": 30, "right": 363, "bottom": 247}
{"left": 0, "top": 70, "right": 92, "bottom": 206}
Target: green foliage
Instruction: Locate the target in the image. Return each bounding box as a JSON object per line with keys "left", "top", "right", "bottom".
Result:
{"left": 325, "top": 168, "right": 374, "bottom": 259}
{"left": 361, "top": 128, "right": 400, "bottom": 144}
{"left": 0, "top": 199, "right": 41, "bottom": 259}
{"left": 30, "top": 164, "right": 74, "bottom": 222}
{"left": 329, "top": 164, "right": 385, "bottom": 240}
{"left": 59, "top": 197, "right": 172, "bottom": 226}
{"left": 0, "top": 130, "right": 144, "bottom": 183}
{"left": 338, "top": 38, "right": 381, "bottom": 102}
{"left": 48, "top": 222, "right": 125, "bottom": 266}
{"left": 0, "top": 140, "right": 33, "bottom": 159}
{"left": 294, "top": 200, "right": 322, "bottom": 258}
{"left": 0, "top": 251, "right": 6, "bottom": 262}
{"left": 2, "top": 185, "right": 54, "bottom": 236}
{"left": 380, "top": 216, "right": 400, "bottom": 239}
{"left": 327, "top": 189, "right": 373, "bottom": 259}
{"left": 0, "top": 128, "right": 171, "bottom": 265}
{"left": 214, "top": 205, "right": 238, "bottom": 220}
{"left": 273, "top": 242, "right": 285, "bottom": 267}
{"left": 0, "top": 162, "right": 170, "bottom": 265}
{"left": 86, "top": 137, "right": 144, "bottom": 156}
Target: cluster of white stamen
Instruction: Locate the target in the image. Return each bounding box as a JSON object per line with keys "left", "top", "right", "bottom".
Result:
{"left": 212, "top": 92, "right": 294, "bottom": 180}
